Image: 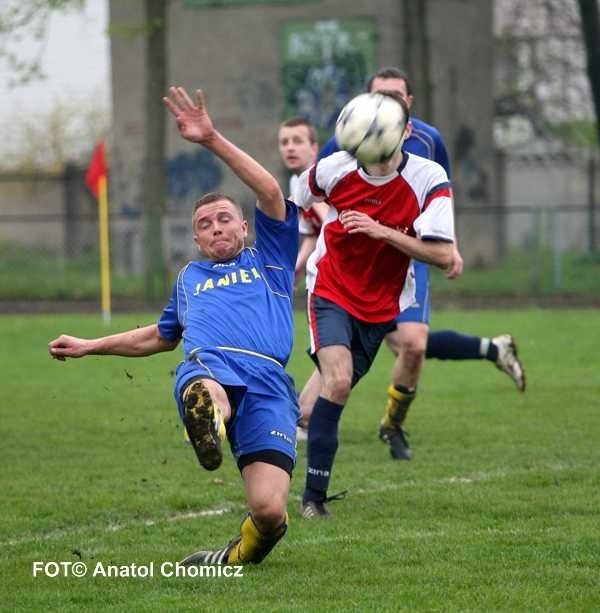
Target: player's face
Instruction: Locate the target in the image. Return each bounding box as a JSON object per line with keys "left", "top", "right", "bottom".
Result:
{"left": 369, "top": 77, "right": 414, "bottom": 109}
{"left": 193, "top": 199, "right": 248, "bottom": 262}
{"left": 278, "top": 125, "right": 318, "bottom": 173}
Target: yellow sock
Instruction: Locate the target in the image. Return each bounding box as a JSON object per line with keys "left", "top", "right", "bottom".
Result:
{"left": 382, "top": 385, "right": 415, "bottom": 429}
{"left": 227, "top": 513, "right": 288, "bottom": 564}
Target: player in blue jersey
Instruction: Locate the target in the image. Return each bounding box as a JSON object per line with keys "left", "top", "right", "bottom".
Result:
{"left": 300, "top": 67, "right": 525, "bottom": 473}
{"left": 48, "top": 86, "right": 300, "bottom": 565}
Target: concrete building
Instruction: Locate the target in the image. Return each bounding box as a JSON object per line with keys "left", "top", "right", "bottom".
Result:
{"left": 108, "top": 0, "right": 495, "bottom": 273}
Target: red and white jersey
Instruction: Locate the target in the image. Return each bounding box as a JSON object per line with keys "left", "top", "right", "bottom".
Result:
{"left": 289, "top": 174, "right": 322, "bottom": 236}
{"left": 294, "top": 151, "right": 454, "bottom": 323}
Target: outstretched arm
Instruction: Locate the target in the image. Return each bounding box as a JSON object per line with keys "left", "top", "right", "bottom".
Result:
{"left": 163, "top": 86, "right": 285, "bottom": 221}
{"left": 48, "top": 324, "right": 179, "bottom": 361}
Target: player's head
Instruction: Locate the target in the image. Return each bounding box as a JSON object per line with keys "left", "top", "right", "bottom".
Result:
{"left": 366, "top": 66, "right": 414, "bottom": 110}
{"left": 192, "top": 192, "right": 248, "bottom": 262}
{"left": 278, "top": 117, "right": 318, "bottom": 173}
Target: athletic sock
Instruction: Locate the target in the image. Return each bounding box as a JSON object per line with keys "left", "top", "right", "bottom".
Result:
{"left": 382, "top": 384, "right": 416, "bottom": 429}
{"left": 426, "top": 330, "right": 483, "bottom": 360}
{"left": 227, "top": 513, "right": 288, "bottom": 564}
{"left": 303, "top": 396, "right": 344, "bottom": 504}
{"left": 483, "top": 338, "right": 498, "bottom": 362}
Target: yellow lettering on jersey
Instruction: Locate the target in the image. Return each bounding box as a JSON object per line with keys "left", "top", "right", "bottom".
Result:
{"left": 217, "top": 275, "right": 230, "bottom": 287}
{"left": 240, "top": 269, "right": 251, "bottom": 283}
{"left": 251, "top": 267, "right": 261, "bottom": 279}
{"left": 193, "top": 283, "right": 202, "bottom": 296}
{"left": 231, "top": 272, "right": 238, "bottom": 284}
{"left": 202, "top": 278, "right": 215, "bottom": 291}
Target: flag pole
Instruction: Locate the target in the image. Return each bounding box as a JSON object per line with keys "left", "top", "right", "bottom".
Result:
{"left": 97, "top": 174, "right": 112, "bottom": 325}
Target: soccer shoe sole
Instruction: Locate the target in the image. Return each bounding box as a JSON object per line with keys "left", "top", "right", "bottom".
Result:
{"left": 183, "top": 381, "right": 223, "bottom": 471}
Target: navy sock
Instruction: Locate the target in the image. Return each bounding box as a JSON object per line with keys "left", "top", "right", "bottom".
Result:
{"left": 426, "top": 330, "right": 483, "bottom": 360}
{"left": 486, "top": 341, "right": 499, "bottom": 362}
{"left": 303, "top": 396, "right": 344, "bottom": 504}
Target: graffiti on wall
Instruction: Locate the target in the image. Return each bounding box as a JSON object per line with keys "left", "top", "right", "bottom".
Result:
{"left": 282, "top": 20, "right": 376, "bottom": 140}
{"left": 167, "top": 149, "right": 223, "bottom": 205}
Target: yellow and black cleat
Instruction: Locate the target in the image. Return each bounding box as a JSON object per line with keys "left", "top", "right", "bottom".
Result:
{"left": 181, "top": 513, "right": 288, "bottom": 566}
{"left": 182, "top": 380, "right": 226, "bottom": 471}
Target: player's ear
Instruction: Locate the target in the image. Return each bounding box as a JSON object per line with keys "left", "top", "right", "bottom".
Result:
{"left": 242, "top": 219, "right": 249, "bottom": 237}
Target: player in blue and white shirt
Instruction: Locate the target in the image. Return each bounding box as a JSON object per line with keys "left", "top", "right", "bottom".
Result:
{"left": 49, "top": 86, "right": 300, "bottom": 566}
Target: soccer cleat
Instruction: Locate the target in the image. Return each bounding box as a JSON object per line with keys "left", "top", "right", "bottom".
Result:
{"left": 180, "top": 536, "right": 241, "bottom": 566}
{"left": 301, "top": 500, "right": 330, "bottom": 519}
{"left": 493, "top": 334, "right": 526, "bottom": 392}
{"left": 379, "top": 423, "right": 413, "bottom": 460}
{"left": 301, "top": 490, "right": 347, "bottom": 519}
{"left": 182, "top": 380, "right": 226, "bottom": 471}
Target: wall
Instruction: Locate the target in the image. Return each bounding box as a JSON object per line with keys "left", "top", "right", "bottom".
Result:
{"left": 109, "top": 0, "right": 495, "bottom": 273}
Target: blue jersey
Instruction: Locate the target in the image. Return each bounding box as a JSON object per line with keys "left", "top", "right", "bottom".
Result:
{"left": 158, "top": 202, "right": 299, "bottom": 366}
{"left": 319, "top": 116, "right": 451, "bottom": 177}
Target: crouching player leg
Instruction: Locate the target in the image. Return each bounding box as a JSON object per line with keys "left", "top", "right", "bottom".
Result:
{"left": 178, "top": 353, "right": 298, "bottom": 566}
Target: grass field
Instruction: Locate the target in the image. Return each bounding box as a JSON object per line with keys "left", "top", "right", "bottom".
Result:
{"left": 2, "top": 309, "right": 599, "bottom": 611}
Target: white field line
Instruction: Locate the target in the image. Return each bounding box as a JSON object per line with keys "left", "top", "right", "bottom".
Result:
{"left": 2, "top": 462, "right": 581, "bottom": 548}
{"left": 3, "top": 505, "right": 241, "bottom": 548}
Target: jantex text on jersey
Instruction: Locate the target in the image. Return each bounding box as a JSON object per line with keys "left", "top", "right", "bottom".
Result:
{"left": 192, "top": 267, "right": 262, "bottom": 295}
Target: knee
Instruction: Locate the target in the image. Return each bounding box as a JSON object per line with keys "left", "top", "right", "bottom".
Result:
{"left": 250, "top": 498, "right": 287, "bottom": 532}
{"left": 321, "top": 372, "right": 352, "bottom": 403}
{"left": 398, "top": 333, "right": 427, "bottom": 368}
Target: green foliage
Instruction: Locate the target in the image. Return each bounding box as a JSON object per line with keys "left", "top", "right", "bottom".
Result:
{"left": 550, "top": 120, "right": 598, "bottom": 147}
{"left": 0, "top": 242, "right": 144, "bottom": 299}
{"left": 3, "top": 241, "right": 600, "bottom": 300}
{"left": 430, "top": 249, "right": 600, "bottom": 297}
{"left": 1, "top": 310, "right": 600, "bottom": 610}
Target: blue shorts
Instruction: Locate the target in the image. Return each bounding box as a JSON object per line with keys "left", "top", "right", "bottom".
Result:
{"left": 307, "top": 293, "right": 396, "bottom": 387}
{"left": 396, "top": 260, "right": 431, "bottom": 324}
{"left": 173, "top": 349, "right": 300, "bottom": 465}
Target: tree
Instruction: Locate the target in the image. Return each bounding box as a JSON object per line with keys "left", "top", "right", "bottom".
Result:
{"left": 141, "top": 0, "right": 168, "bottom": 300}
{"left": 577, "top": 0, "right": 600, "bottom": 146}
{"left": 495, "top": 0, "right": 597, "bottom": 145}
{"left": 0, "top": 0, "right": 84, "bottom": 85}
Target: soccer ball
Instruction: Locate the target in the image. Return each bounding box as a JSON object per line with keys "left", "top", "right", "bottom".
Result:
{"left": 335, "top": 92, "right": 407, "bottom": 164}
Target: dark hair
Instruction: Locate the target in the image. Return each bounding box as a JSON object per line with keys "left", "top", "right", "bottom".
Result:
{"left": 366, "top": 66, "right": 412, "bottom": 96}
{"left": 377, "top": 90, "right": 411, "bottom": 124}
{"left": 193, "top": 192, "right": 243, "bottom": 217}
{"left": 279, "top": 116, "right": 318, "bottom": 144}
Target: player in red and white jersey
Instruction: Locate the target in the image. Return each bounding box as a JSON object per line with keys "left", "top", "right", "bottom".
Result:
{"left": 299, "top": 149, "right": 454, "bottom": 323}
{"left": 292, "top": 92, "right": 456, "bottom": 518}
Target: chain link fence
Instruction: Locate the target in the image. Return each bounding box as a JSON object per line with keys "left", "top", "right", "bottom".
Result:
{"left": 1, "top": 164, "right": 599, "bottom": 303}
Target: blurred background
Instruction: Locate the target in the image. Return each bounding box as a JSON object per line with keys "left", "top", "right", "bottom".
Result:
{"left": 0, "top": 0, "right": 598, "bottom": 307}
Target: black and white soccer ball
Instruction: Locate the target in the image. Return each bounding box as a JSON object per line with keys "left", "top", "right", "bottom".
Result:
{"left": 335, "top": 92, "right": 407, "bottom": 164}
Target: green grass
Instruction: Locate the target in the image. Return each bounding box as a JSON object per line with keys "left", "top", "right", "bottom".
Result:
{"left": 2, "top": 309, "right": 600, "bottom": 611}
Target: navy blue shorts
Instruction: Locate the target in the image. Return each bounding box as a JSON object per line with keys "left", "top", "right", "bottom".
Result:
{"left": 307, "top": 293, "right": 396, "bottom": 387}
{"left": 396, "top": 260, "right": 431, "bottom": 324}
{"left": 174, "top": 348, "right": 300, "bottom": 467}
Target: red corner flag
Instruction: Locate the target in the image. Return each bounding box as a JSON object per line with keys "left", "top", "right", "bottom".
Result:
{"left": 85, "top": 141, "right": 108, "bottom": 198}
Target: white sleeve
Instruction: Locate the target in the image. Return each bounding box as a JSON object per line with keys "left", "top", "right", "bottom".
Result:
{"left": 293, "top": 151, "right": 356, "bottom": 211}
{"left": 293, "top": 166, "right": 324, "bottom": 211}
{"left": 413, "top": 195, "right": 455, "bottom": 242}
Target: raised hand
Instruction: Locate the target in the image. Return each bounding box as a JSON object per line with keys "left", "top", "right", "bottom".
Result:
{"left": 163, "top": 87, "right": 216, "bottom": 145}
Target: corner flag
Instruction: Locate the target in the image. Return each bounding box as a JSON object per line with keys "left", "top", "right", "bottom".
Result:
{"left": 86, "top": 141, "right": 111, "bottom": 325}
